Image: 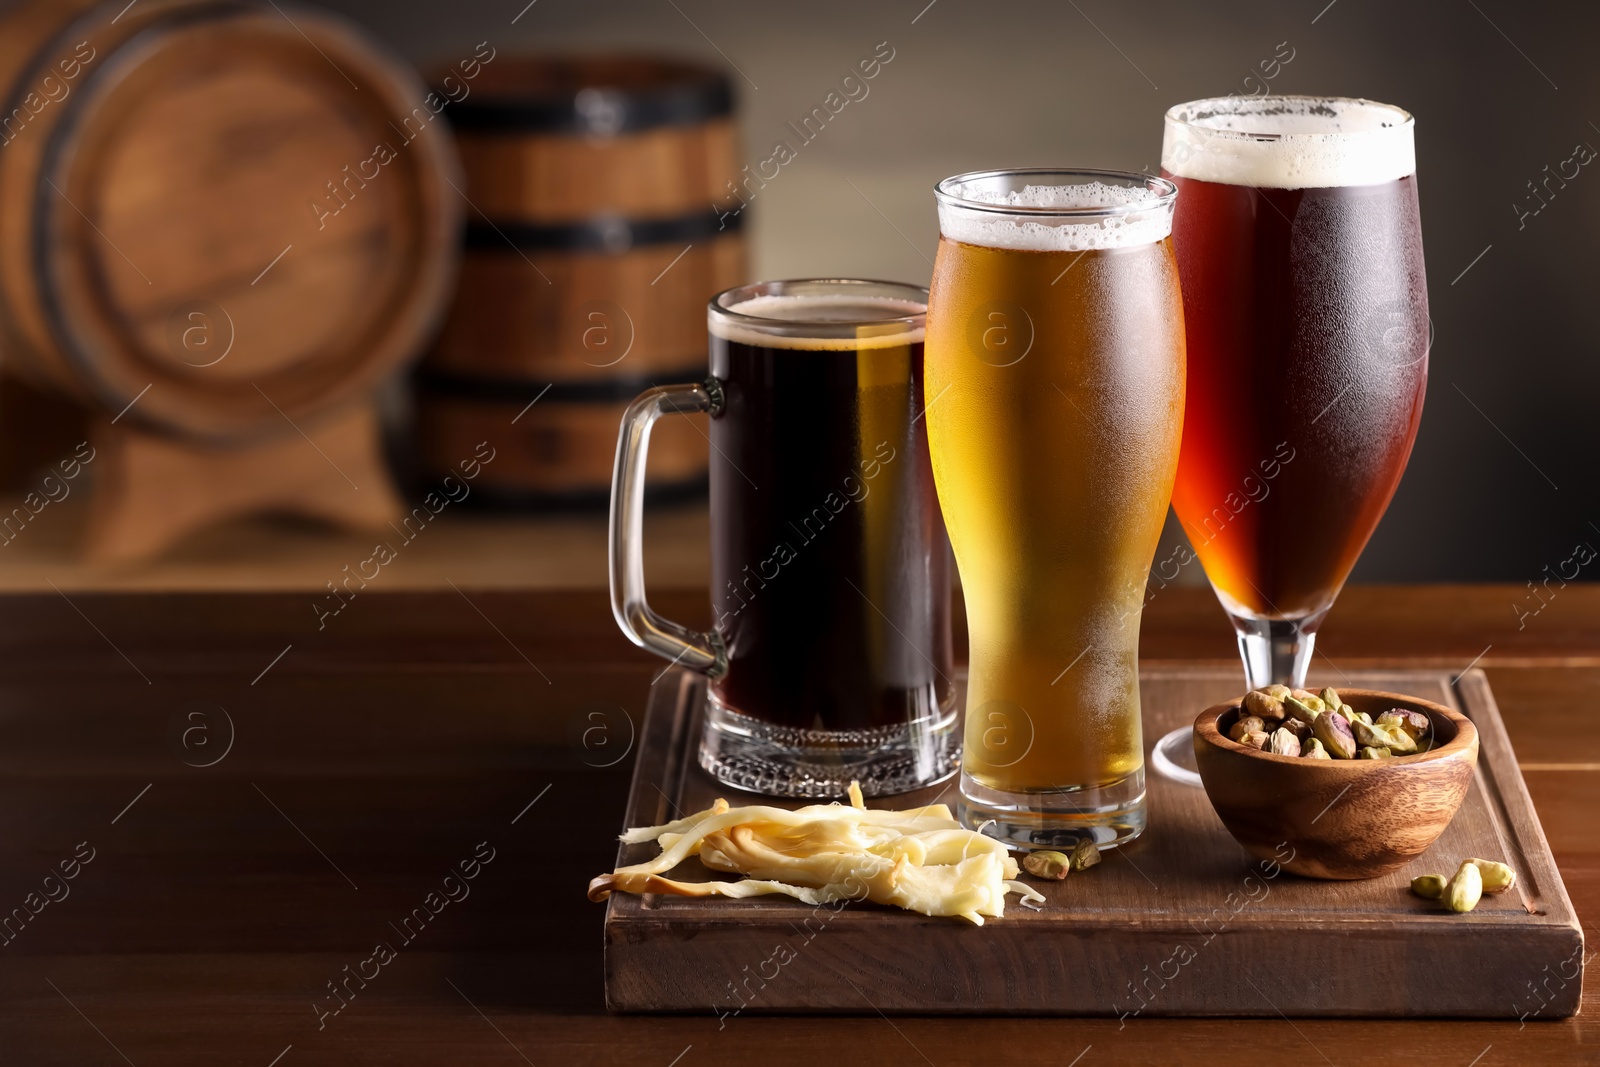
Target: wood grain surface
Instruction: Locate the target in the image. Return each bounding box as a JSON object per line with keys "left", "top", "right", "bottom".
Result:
{"left": 0, "top": 586, "right": 1593, "bottom": 1065}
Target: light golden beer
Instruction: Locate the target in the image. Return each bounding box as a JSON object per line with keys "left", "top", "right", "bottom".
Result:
{"left": 925, "top": 170, "right": 1184, "bottom": 846}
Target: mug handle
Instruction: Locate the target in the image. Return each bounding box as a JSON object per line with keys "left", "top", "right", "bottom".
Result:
{"left": 609, "top": 379, "right": 728, "bottom": 677}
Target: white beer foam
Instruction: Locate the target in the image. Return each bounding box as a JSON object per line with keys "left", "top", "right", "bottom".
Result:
{"left": 1162, "top": 96, "right": 1415, "bottom": 190}
{"left": 938, "top": 182, "right": 1172, "bottom": 252}
{"left": 711, "top": 294, "right": 925, "bottom": 350}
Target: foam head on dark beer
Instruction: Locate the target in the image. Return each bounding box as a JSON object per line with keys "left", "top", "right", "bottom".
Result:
{"left": 711, "top": 294, "right": 925, "bottom": 349}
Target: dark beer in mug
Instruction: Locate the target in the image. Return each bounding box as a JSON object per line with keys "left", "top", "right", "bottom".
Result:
{"left": 609, "top": 279, "right": 957, "bottom": 797}
{"left": 707, "top": 289, "right": 953, "bottom": 736}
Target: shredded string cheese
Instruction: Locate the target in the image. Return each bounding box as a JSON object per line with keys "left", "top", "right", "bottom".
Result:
{"left": 588, "top": 781, "right": 1043, "bottom": 925}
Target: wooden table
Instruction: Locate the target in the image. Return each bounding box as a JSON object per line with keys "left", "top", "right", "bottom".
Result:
{"left": 2, "top": 585, "right": 1594, "bottom": 1065}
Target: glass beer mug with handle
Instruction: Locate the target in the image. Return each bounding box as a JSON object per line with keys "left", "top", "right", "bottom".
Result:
{"left": 925, "top": 170, "right": 1186, "bottom": 848}
{"left": 1150, "top": 96, "right": 1428, "bottom": 785}
{"left": 610, "top": 279, "right": 959, "bottom": 799}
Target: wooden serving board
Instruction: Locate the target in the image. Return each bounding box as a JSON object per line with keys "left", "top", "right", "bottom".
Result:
{"left": 601, "top": 667, "right": 1584, "bottom": 1018}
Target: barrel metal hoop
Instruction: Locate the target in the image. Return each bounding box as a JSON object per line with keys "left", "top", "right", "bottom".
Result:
{"left": 463, "top": 207, "right": 742, "bottom": 253}
{"left": 413, "top": 367, "right": 709, "bottom": 405}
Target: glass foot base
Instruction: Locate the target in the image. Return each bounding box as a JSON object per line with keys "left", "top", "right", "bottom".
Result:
{"left": 958, "top": 768, "right": 1146, "bottom": 850}
{"left": 698, "top": 699, "right": 960, "bottom": 799}
{"left": 1151, "top": 725, "right": 1204, "bottom": 788}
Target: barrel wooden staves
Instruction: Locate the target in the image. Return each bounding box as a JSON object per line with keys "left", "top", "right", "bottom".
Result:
{"left": 414, "top": 56, "right": 746, "bottom": 505}
{"left": 0, "top": 0, "right": 462, "bottom": 558}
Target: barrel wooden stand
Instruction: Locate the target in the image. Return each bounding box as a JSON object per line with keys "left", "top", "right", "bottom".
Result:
{"left": 84, "top": 405, "right": 400, "bottom": 563}
{"left": 0, "top": 0, "right": 461, "bottom": 560}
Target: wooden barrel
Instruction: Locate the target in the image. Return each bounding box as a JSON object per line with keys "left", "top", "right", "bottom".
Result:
{"left": 414, "top": 55, "right": 745, "bottom": 505}
{"left": 0, "top": 0, "right": 462, "bottom": 441}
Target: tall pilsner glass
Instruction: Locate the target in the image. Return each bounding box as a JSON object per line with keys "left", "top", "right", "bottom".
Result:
{"left": 1160, "top": 97, "right": 1428, "bottom": 692}
{"left": 926, "top": 170, "right": 1185, "bottom": 849}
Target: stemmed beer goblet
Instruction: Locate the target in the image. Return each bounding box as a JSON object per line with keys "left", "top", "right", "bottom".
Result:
{"left": 1151, "top": 96, "right": 1429, "bottom": 783}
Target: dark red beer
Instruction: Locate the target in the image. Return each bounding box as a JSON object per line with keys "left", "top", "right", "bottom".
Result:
{"left": 1162, "top": 97, "right": 1428, "bottom": 621}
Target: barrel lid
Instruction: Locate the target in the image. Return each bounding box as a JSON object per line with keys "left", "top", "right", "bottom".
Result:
{"left": 24, "top": 2, "right": 461, "bottom": 440}
{"left": 443, "top": 55, "right": 733, "bottom": 136}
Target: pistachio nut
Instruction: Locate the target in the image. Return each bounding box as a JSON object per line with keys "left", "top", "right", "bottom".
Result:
{"left": 1351, "top": 719, "right": 1415, "bottom": 754}
{"left": 1311, "top": 707, "right": 1357, "bottom": 758}
{"left": 1466, "top": 857, "right": 1516, "bottom": 894}
{"left": 1290, "top": 688, "right": 1316, "bottom": 701}
{"left": 1229, "top": 715, "right": 1267, "bottom": 743}
{"left": 1352, "top": 711, "right": 1373, "bottom": 726}
{"left": 1358, "top": 745, "right": 1392, "bottom": 759}
{"left": 1319, "top": 686, "right": 1342, "bottom": 711}
{"left": 1350, "top": 718, "right": 1386, "bottom": 748}
{"left": 1284, "top": 696, "right": 1321, "bottom": 725}
{"left": 1373, "top": 723, "right": 1418, "bottom": 755}
{"left": 1243, "top": 689, "right": 1287, "bottom": 721}
{"left": 1301, "top": 737, "right": 1330, "bottom": 759}
{"left": 1376, "top": 709, "right": 1431, "bottom": 741}
{"left": 1269, "top": 727, "right": 1302, "bottom": 757}
{"left": 1022, "top": 850, "right": 1071, "bottom": 880}
{"left": 1266, "top": 684, "right": 1292, "bottom": 701}
{"left": 1445, "top": 860, "right": 1483, "bottom": 913}
{"left": 1070, "top": 838, "right": 1101, "bottom": 872}
{"left": 1282, "top": 718, "right": 1313, "bottom": 742}
{"left": 1411, "top": 874, "right": 1447, "bottom": 899}
{"left": 1242, "top": 729, "right": 1271, "bottom": 750}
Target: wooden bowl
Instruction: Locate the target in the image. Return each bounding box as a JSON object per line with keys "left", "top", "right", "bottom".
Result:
{"left": 1193, "top": 689, "right": 1479, "bottom": 880}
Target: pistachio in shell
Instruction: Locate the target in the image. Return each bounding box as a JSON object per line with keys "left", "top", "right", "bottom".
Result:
{"left": 1351, "top": 718, "right": 1414, "bottom": 754}
{"left": 1243, "top": 688, "right": 1287, "bottom": 722}
{"left": 1411, "top": 874, "right": 1447, "bottom": 899}
{"left": 1229, "top": 715, "right": 1267, "bottom": 743}
{"left": 1377, "top": 709, "right": 1431, "bottom": 741}
{"left": 1466, "top": 857, "right": 1516, "bottom": 894}
{"left": 1269, "top": 728, "right": 1301, "bottom": 757}
{"left": 1022, "top": 850, "right": 1071, "bottom": 880}
{"left": 1373, "top": 723, "right": 1418, "bottom": 755}
{"left": 1445, "top": 860, "right": 1483, "bottom": 913}
{"left": 1283, "top": 695, "right": 1322, "bottom": 725}
{"left": 1311, "top": 708, "right": 1356, "bottom": 759}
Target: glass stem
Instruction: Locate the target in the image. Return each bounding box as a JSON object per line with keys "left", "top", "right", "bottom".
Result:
{"left": 1229, "top": 611, "right": 1328, "bottom": 690}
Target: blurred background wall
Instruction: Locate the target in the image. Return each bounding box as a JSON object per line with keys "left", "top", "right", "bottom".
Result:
{"left": 316, "top": 0, "right": 1600, "bottom": 583}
